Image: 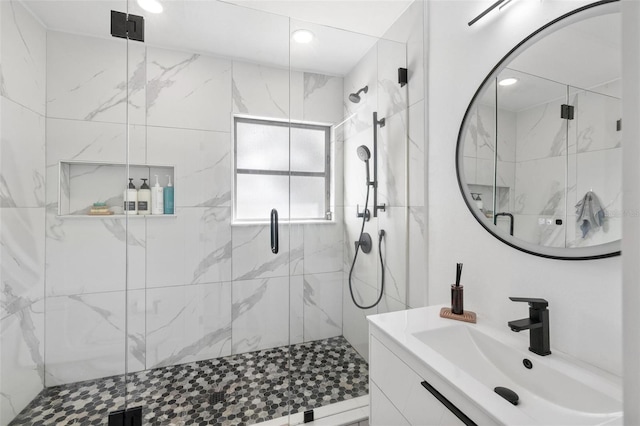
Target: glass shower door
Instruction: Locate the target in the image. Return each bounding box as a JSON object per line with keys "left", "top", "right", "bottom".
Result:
{"left": 122, "top": 1, "right": 297, "bottom": 424}
{"left": 566, "top": 84, "right": 622, "bottom": 248}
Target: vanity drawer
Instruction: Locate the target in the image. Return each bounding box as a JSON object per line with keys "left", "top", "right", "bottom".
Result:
{"left": 370, "top": 335, "right": 468, "bottom": 426}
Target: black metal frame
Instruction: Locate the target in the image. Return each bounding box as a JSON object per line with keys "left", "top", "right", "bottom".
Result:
{"left": 455, "top": 0, "right": 621, "bottom": 261}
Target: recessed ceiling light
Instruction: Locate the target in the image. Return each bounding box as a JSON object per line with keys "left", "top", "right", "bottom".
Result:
{"left": 292, "top": 29, "right": 314, "bottom": 44}
{"left": 137, "top": 0, "right": 163, "bottom": 14}
{"left": 499, "top": 77, "right": 518, "bottom": 86}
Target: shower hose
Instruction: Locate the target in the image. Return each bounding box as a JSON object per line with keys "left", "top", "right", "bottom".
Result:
{"left": 348, "top": 183, "right": 385, "bottom": 310}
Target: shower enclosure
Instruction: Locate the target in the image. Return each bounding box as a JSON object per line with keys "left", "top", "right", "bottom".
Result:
{"left": 1, "top": 0, "right": 422, "bottom": 424}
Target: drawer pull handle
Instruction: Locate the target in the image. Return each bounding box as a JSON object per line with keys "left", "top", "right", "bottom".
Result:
{"left": 420, "top": 380, "right": 477, "bottom": 426}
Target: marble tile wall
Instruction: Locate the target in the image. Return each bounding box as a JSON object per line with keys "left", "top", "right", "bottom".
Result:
{"left": 0, "top": 1, "right": 47, "bottom": 425}
{"left": 38, "top": 28, "right": 347, "bottom": 391}
{"left": 341, "top": 0, "right": 426, "bottom": 359}
{"left": 512, "top": 85, "right": 621, "bottom": 248}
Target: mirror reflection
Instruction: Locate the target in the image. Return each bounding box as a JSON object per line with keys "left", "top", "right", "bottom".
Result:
{"left": 460, "top": 7, "right": 621, "bottom": 257}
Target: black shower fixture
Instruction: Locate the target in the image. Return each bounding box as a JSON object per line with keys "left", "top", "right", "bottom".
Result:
{"left": 398, "top": 68, "right": 408, "bottom": 87}
{"left": 349, "top": 86, "right": 368, "bottom": 103}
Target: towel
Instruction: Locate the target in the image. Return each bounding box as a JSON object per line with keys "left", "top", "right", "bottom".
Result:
{"left": 575, "top": 191, "right": 605, "bottom": 238}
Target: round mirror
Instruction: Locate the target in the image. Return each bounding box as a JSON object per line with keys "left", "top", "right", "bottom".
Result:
{"left": 456, "top": 0, "right": 621, "bottom": 260}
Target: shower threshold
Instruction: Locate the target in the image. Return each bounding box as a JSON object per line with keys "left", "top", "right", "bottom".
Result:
{"left": 9, "top": 336, "right": 368, "bottom": 426}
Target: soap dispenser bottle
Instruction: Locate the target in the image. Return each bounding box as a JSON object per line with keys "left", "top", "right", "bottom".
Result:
{"left": 124, "top": 178, "right": 138, "bottom": 215}
{"left": 138, "top": 178, "right": 151, "bottom": 215}
{"left": 163, "top": 175, "right": 174, "bottom": 215}
{"left": 151, "top": 175, "right": 164, "bottom": 215}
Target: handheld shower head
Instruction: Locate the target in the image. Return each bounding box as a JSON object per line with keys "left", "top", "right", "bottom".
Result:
{"left": 357, "top": 145, "right": 371, "bottom": 162}
{"left": 349, "top": 85, "right": 369, "bottom": 103}
{"left": 357, "top": 145, "right": 371, "bottom": 185}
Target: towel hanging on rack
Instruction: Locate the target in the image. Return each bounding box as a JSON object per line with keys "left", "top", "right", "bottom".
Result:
{"left": 575, "top": 191, "right": 605, "bottom": 238}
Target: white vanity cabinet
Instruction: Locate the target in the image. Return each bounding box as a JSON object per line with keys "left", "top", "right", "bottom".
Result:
{"left": 369, "top": 325, "right": 498, "bottom": 426}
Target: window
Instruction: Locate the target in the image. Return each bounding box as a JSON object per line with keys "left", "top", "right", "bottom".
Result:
{"left": 234, "top": 117, "right": 331, "bottom": 222}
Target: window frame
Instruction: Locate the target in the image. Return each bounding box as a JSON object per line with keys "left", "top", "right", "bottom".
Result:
{"left": 233, "top": 116, "right": 331, "bottom": 223}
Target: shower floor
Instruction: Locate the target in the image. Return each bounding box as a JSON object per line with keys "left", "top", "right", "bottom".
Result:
{"left": 9, "top": 336, "right": 368, "bottom": 426}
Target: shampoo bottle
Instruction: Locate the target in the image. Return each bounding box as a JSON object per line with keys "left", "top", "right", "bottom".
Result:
{"left": 124, "top": 178, "right": 138, "bottom": 215}
{"left": 151, "top": 174, "right": 164, "bottom": 215}
{"left": 138, "top": 178, "right": 151, "bottom": 215}
{"left": 163, "top": 175, "right": 174, "bottom": 215}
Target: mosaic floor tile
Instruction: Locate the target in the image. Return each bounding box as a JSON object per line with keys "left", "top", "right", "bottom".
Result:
{"left": 9, "top": 336, "right": 368, "bottom": 426}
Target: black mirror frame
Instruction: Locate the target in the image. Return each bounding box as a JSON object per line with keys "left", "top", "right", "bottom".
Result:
{"left": 455, "top": 0, "right": 621, "bottom": 261}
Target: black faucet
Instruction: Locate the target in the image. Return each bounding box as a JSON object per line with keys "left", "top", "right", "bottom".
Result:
{"left": 507, "top": 297, "right": 551, "bottom": 356}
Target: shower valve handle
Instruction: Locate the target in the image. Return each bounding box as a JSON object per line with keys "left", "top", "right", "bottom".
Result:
{"left": 356, "top": 205, "right": 370, "bottom": 221}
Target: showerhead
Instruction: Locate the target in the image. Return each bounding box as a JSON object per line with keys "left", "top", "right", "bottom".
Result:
{"left": 357, "top": 145, "right": 371, "bottom": 162}
{"left": 349, "top": 85, "right": 369, "bottom": 103}
{"left": 357, "top": 145, "right": 371, "bottom": 185}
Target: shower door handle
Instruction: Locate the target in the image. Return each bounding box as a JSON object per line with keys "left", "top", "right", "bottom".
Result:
{"left": 270, "top": 208, "right": 279, "bottom": 254}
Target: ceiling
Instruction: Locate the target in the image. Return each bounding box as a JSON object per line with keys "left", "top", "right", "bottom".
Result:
{"left": 23, "top": 0, "right": 412, "bottom": 76}
{"left": 482, "top": 11, "right": 621, "bottom": 112}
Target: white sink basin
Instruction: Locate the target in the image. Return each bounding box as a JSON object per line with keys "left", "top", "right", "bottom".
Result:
{"left": 412, "top": 325, "right": 620, "bottom": 417}
{"left": 368, "top": 306, "right": 623, "bottom": 425}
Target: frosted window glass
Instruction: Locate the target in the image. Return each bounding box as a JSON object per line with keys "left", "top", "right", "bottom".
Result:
{"left": 290, "top": 127, "right": 325, "bottom": 173}
{"left": 236, "top": 174, "right": 290, "bottom": 220}
{"left": 290, "top": 176, "right": 325, "bottom": 219}
{"left": 236, "top": 120, "right": 289, "bottom": 171}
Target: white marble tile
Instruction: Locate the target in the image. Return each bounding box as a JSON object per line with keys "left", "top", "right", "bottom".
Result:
{"left": 1, "top": 208, "right": 45, "bottom": 315}
{"left": 377, "top": 38, "right": 407, "bottom": 119}
{"left": 146, "top": 282, "right": 232, "bottom": 368}
{"left": 408, "top": 100, "right": 425, "bottom": 207}
{"left": 1, "top": 300, "right": 45, "bottom": 426}
{"left": 289, "top": 223, "right": 304, "bottom": 276}
{"left": 290, "top": 275, "right": 304, "bottom": 345}
{"left": 290, "top": 70, "right": 304, "bottom": 123}
{"left": 126, "top": 289, "right": 146, "bottom": 373}
{"left": 378, "top": 207, "right": 407, "bottom": 306}
{"left": 304, "top": 272, "right": 342, "bottom": 342}
{"left": 231, "top": 277, "right": 289, "bottom": 354}
{"left": 378, "top": 110, "right": 407, "bottom": 208}
{"left": 342, "top": 274, "right": 377, "bottom": 362}
{"left": 146, "top": 126, "right": 230, "bottom": 207}
{"left": 232, "top": 60, "right": 290, "bottom": 120}
{"left": 45, "top": 212, "right": 146, "bottom": 295}
{"left": 515, "top": 98, "right": 567, "bottom": 162}
{"left": 45, "top": 292, "right": 129, "bottom": 386}
{"left": 303, "top": 216, "right": 343, "bottom": 275}
{"left": 231, "top": 224, "right": 302, "bottom": 281}
{"left": 343, "top": 209, "right": 378, "bottom": 290}
{"left": 476, "top": 103, "right": 496, "bottom": 160}
{"left": 0, "top": 0, "right": 46, "bottom": 115}
{"left": 475, "top": 158, "right": 493, "bottom": 187}
{"left": 303, "top": 72, "right": 344, "bottom": 125}
{"left": 343, "top": 46, "right": 377, "bottom": 141}
{"left": 147, "top": 47, "right": 231, "bottom": 131}
{"left": 408, "top": 206, "right": 427, "bottom": 308}
{"left": 462, "top": 157, "right": 477, "bottom": 185}
{"left": 496, "top": 108, "right": 517, "bottom": 163}
{"left": 343, "top": 129, "right": 372, "bottom": 208}
{"left": 47, "top": 32, "right": 136, "bottom": 123}
{"left": 574, "top": 89, "right": 621, "bottom": 153}
{"left": 146, "top": 207, "right": 232, "bottom": 288}
{"left": 463, "top": 106, "right": 478, "bottom": 159}
{"left": 45, "top": 120, "right": 145, "bottom": 211}
{"left": 514, "top": 156, "right": 565, "bottom": 217}
{"left": 1, "top": 98, "right": 45, "bottom": 208}
{"left": 513, "top": 214, "right": 565, "bottom": 248}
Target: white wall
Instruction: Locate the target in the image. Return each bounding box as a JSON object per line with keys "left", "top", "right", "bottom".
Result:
{"left": 426, "top": 0, "right": 622, "bottom": 375}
